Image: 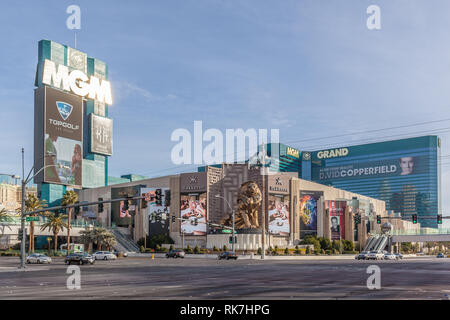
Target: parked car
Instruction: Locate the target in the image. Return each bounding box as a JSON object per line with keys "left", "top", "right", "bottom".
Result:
{"left": 26, "top": 254, "right": 52, "bottom": 264}
{"left": 93, "top": 251, "right": 117, "bottom": 260}
{"left": 218, "top": 251, "right": 238, "bottom": 260}
{"left": 437, "top": 253, "right": 446, "bottom": 258}
{"left": 355, "top": 251, "right": 369, "bottom": 260}
{"left": 166, "top": 249, "right": 185, "bottom": 258}
{"left": 65, "top": 253, "right": 95, "bottom": 265}
{"left": 395, "top": 253, "right": 403, "bottom": 260}
{"left": 384, "top": 252, "right": 397, "bottom": 260}
{"left": 113, "top": 250, "right": 128, "bottom": 258}
{"left": 366, "top": 251, "right": 384, "bottom": 260}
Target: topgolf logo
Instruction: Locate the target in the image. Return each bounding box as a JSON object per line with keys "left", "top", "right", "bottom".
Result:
{"left": 56, "top": 101, "right": 73, "bottom": 121}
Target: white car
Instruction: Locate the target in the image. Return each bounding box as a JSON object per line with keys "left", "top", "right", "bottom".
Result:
{"left": 366, "top": 251, "right": 384, "bottom": 260}
{"left": 93, "top": 251, "right": 117, "bottom": 260}
{"left": 26, "top": 254, "right": 52, "bottom": 264}
{"left": 384, "top": 252, "right": 397, "bottom": 260}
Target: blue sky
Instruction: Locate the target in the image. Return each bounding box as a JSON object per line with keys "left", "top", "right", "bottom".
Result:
{"left": 0, "top": 1, "right": 450, "bottom": 222}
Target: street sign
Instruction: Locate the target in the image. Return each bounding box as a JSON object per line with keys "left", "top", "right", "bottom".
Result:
{"left": 222, "top": 229, "right": 232, "bottom": 233}
{"left": 26, "top": 216, "right": 40, "bottom": 222}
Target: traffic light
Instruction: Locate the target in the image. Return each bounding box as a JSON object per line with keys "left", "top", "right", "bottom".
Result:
{"left": 412, "top": 214, "right": 418, "bottom": 224}
{"left": 376, "top": 215, "right": 381, "bottom": 224}
{"left": 155, "top": 189, "right": 162, "bottom": 206}
{"left": 437, "top": 214, "right": 442, "bottom": 224}
{"left": 74, "top": 201, "right": 80, "bottom": 214}
{"left": 193, "top": 218, "right": 198, "bottom": 226}
{"left": 172, "top": 216, "right": 176, "bottom": 223}
{"left": 141, "top": 194, "right": 148, "bottom": 209}
{"left": 164, "top": 190, "right": 171, "bottom": 207}
{"left": 18, "top": 228, "right": 26, "bottom": 239}
{"left": 229, "top": 236, "right": 237, "bottom": 244}
{"left": 98, "top": 198, "right": 104, "bottom": 212}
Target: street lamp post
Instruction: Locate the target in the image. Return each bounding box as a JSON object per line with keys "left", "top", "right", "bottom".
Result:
{"left": 215, "top": 194, "right": 235, "bottom": 253}
{"left": 19, "top": 148, "right": 57, "bottom": 269}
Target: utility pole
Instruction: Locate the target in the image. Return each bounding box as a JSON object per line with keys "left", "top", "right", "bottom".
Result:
{"left": 261, "top": 143, "right": 266, "bottom": 260}
{"left": 20, "top": 148, "right": 26, "bottom": 269}
{"left": 232, "top": 209, "right": 235, "bottom": 253}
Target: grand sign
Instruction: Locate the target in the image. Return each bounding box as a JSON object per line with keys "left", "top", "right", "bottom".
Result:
{"left": 317, "top": 148, "right": 349, "bottom": 159}
{"left": 42, "top": 59, "right": 113, "bottom": 104}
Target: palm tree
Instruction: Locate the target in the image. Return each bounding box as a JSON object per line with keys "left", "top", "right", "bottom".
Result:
{"left": 24, "top": 194, "right": 47, "bottom": 253}
{"left": 0, "top": 208, "right": 12, "bottom": 239}
{"left": 79, "top": 227, "right": 95, "bottom": 253}
{"left": 40, "top": 212, "right": 67, "bottom": 253}
{"left": 61, "top": 190, "right": 78, "bottom": 254}
{"left": 91, "top": 227, "right": 116, "bottom": 251}
{"left": 0, "top": 208, "right": 9, "bottom": 222}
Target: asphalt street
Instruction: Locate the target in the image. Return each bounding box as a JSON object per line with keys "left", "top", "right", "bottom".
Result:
{"left": 0, "top": 256, "right": 449, "bottom": 299}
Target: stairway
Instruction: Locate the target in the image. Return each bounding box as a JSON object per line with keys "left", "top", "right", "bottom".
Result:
{"left": 111, "top": 228, "right": 140, "bottom": 252}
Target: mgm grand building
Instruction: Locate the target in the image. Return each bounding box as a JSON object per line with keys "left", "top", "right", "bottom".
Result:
{"left": 77, "top": 163, "right": 388, "bottom": 251}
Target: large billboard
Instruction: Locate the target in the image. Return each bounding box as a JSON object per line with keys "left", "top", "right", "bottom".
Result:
{"left": 311, "top": 136, "right": 440, "bottom": 228}
{"left": 43, "top": 87, "right": 83, "bottom": 188}
{"left": 142, "top": 187, "right": 170, "bottom": 236}
{"left": 325, "top": 200, "right": 346, "bottom": 240}
{"left": 299, "top": 191, "right": 323, "bottom": 238}
{"left": 313, "top": 155, "right": 429, "bottom": 181}
{"left": 268, "top": 194, "right": 290, "bottom": 236}
{"left": 180, "top": 193, "right": 207, "bottom": 236}
{"left": 90, "top": 114, "right": 113, "bottom": 156}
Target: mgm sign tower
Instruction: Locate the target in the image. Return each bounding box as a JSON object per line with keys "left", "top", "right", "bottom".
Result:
{"left": 34, "top": 39, "right": 113, "bottom": 206}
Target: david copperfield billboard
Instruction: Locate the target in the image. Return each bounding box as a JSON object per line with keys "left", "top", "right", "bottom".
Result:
{"left": 311, "top": 136, "right": 440, "bottom": 228}
{"left": 38, "top": 86, "right": 83, "bottom": 188}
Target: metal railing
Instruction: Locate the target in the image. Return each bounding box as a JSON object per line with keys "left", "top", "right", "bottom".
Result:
{"left": 392, "top": 228, "right": 450, "bottom": 236}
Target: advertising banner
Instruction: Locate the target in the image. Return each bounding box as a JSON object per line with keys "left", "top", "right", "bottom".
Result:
{"left": 180, "top": 193, "right": 207, "bottom": 236}
{"left": 43, "top": 87, "right": 83, "bottom": 188}
{"left": 90, "top": 114, "right": 113, "bottom": 156}
{"left": 141, "top": 187, "right": 170, "bottom": 236}
{"left": 313, "top": 155, "right": 429, "bottom": 181}
{"left": 299, "top": 191, "right": 323, "bottom": 238}
{"left": 111, "top": 186, "right": 139, "bottom": 227}
{"left": 268, "top": 195, "right": 290, "bottom": 236}
{"left": 325, "top": 200, "right": 346, "bottom": 240}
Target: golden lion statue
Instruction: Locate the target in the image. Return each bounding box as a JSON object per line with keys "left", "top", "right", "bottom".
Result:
{"left": 220, "top": 181, "right": 262, "bottom": 229}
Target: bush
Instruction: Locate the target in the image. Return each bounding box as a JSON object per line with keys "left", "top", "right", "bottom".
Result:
{"left": 169, "top": 245, "right": 174, "bottom": 251}
{"left": 193, "top": 245, "right": 200, "bottom": 254}
{"left": 305, "top": 246, "right": 311, "bottom": 254}
{"left": 137, "top": 234, "right": 175, "bottom": 249}
{"left": 140, "top": 246, "right": 145, "bottom": 253}
{"left": 212, "top": 246, "right": 218, "bottom": 252}
{"left": 294, "top": 247, "right": 301, "bottom": 255}
{"left": 284, "top": 248, "right": 289, "bottom": 255}
{"left": 320, "top": 249, "right": 325, "bottom": 254}
{"left": 223, "top": 245, "right": 228, "bottom": 252}
{"left": 319, "top": 237, "right": 332, "bottom": 251}
{"left": 257, "top": 247, "right": 262, "bottom": 255}
{"left": 325, "top": 250, "right": 332, "bottom": 255}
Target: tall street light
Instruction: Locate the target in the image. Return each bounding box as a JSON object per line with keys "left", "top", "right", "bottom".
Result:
{"left": 19, "top": 148, "right": 58, "bottom": 269}
{"left": 215, "top": 194, "right": 235, "bottom": 253}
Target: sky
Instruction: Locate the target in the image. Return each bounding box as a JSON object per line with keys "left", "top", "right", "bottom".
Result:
{"left": 0, "top": 1, "right": 449, "bottom": 223}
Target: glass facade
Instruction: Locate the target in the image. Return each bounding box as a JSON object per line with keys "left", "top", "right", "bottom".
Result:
{"left": 310, "top": 136, "right": 440, "bottom": 228}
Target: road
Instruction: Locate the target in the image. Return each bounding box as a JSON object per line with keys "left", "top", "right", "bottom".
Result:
{"left": 0, "top": 256, "right": 449, "bottom": 299}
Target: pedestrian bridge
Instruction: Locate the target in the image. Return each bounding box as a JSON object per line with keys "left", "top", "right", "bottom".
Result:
{"left": 391, "top": 228, "right": 450, "bottom": 243}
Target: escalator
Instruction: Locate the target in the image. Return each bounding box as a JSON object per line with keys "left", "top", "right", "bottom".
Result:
{"left": 363, "top": 235, "right": 379, "bottom": 252}
{"left": 374, "top": 235, "right": 389, "bottom": 252}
